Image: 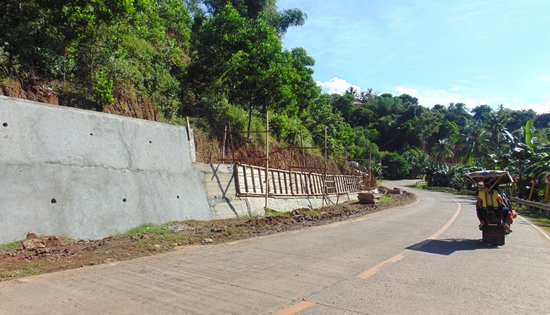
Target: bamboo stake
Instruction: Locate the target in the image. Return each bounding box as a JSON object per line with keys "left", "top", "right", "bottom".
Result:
{"left": 544, "top": 183, "right": 549, "bottom": 204}
{"left": 264, "top": 111, "right": 270, "bottom": 209}
{"left": 222, "top": 125, "right": 227, "bottom": 159}
{"left": 323, "top": 127, "right": 328, "bottom": 206}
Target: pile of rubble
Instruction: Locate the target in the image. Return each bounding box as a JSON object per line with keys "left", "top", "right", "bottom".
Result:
{"left": 358, "top": 187, "right": 404, "bottom": 204}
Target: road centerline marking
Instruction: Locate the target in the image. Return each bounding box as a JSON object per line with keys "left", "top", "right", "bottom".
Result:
{"left": 273, "top": 300, "right": 316, "bottom": 315}
{"left": 357, "top": 199, "right": 462, "bottom": 279}
{"left": 427, "top": 200, "right": 462, "bottom": 240}
{"left": 356, "top": 253, "right": 405, "bottom": 279}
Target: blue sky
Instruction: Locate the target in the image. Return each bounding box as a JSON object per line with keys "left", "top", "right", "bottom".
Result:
{"left": 277, "top": 0, "right": 550, "bottom": 113}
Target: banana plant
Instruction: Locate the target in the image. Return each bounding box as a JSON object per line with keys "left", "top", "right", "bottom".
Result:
{"left": 498, "top": 120, "right": 549, "bottom": 200}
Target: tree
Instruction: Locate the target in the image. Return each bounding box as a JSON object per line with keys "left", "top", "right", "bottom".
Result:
{"left": 534, "top": 113, "right": 550, "bottom": 129}
{"left": 402, "top": 148, "right": 429, "bottom": 178}
{"left": 201, "top": 0, "right": 306, "bottom": 35}
{"left": 471, "top": 104, "right": 492, "bottom": 122}
{"left": 457, "top": 119, "right": 488, "bottom": 166}
{"left": 399, "top": 94, "right": 418, "bottom": 107}
{"left": 438, "top": 120, "right": 459, "bottom": 142}
{"left": 507, "top": 109, "right": 537, "bottom": 131}
{"left": 289, "top": 47, "right": 319, "bottom": 113}
{"left": 186, "top": 4, "right": 296, "bottom": 136}
{"left": 381, "top": 152, "right": 410, "bottom": 180}
{"left": 485, "top": 107, "right": 511, "bottom": 147}
{"left": 431, "top": 139, "right": 454, "bottom": 162}
{"left": 0, "top": 0, "right": 192, "bottom": 115}
{"left": 445, "top": 103, "right": 470, "bottom": 128}
{"left": 330, "top": 93, "right": 355, "bottom": 121}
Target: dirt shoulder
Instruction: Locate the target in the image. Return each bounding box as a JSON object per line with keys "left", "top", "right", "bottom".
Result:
{"left": 1, "top": 190, "right": 416, "bottom": 282}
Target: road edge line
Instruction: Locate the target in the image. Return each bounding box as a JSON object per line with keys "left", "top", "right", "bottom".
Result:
{"left": 518, "top": 215, "right": 550, "bottom": 241}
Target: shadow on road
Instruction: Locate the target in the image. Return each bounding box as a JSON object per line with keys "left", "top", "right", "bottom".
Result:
{"left": 406, "top": 238, "right": 491, "bottom": 256}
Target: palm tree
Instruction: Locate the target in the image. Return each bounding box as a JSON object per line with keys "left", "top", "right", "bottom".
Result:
{"left": 484, "top": 107, "right": 511, "bottom": 147}
{"left": 458, "top": 119, "right": 488, "bottom": 166}
{"left": 431, "top": 139, "right": 454, "bottom": 162}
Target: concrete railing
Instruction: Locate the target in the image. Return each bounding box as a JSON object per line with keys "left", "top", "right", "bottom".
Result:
{"left": 511, "top": 197, "right": 550, "bottom": 215}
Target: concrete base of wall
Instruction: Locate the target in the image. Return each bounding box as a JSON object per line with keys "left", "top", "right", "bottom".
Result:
{"left": 198, "top": 163, "right": 358, "bottom": 219}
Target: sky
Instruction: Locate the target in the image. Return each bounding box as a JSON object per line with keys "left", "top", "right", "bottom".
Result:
{"left": 276, "top": 0, "right": 550, "bottom": 114}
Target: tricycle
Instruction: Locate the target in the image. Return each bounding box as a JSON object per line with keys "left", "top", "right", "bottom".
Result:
{"left": 465, "top": 170, "right": 515, "bottom": 246}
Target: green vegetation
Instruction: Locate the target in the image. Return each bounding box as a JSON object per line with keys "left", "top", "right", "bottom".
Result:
{"left": 119, "top": 223, "right": 178, "bottom": 238}
{"left": 1, "top": 1, "right": 549, "bottom": 199}
{"left": 0, "top": 265, "right": 42, "bottom": 281}
{"left": 0, "top": 241, "right": 21, "bottom": 251}
{"left": 378, "top": 195, "right": 398, "bottom": 206}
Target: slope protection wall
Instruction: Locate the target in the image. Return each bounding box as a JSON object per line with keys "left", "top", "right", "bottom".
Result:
{"left": 197, "top": 163, "right": 357, "bottom": 219}
{"left": 0, "top": 96, "right": 212, "bottom": 243}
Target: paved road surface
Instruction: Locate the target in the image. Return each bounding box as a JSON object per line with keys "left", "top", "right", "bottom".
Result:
{"left": 1, "top": 180, "right": 549, "bottom": 314}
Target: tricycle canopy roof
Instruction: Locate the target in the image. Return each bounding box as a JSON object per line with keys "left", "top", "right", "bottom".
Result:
{"left": 465, "top": 170, "right": 514, "bottom": 188}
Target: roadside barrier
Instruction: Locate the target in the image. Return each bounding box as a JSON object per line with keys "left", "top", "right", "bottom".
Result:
{"left": 511, "top": 197, "right": 550, "bottom": 215}
{"left": 234, "top": 164, "right": 363, "bottom": 197}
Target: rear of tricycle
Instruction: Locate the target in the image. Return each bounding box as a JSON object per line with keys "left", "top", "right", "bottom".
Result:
{"left": 465, "top": 170, "right": 514, "bottom": 246}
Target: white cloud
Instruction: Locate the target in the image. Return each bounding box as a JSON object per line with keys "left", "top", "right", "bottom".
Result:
{"left": 395, "top": 86, "right": 460, "bottom": 106}
{"left": 394, "top": 86, "right": 493, "bottom": 109}
{"left": 316, "top": 77, "right": 362, "bottom": 95}
{"left": 451, "top": 86, "right": 462, "bottom": 92}
{"left": 395, "top": 86, "right": 418, "bottom": 96}
{"left": 503, "top": 100, "right": 550, "bottom": 114}
{"left": 534, "top": 75, "right": 550, "bottom": 82}
{"left": 394, "top": 86, "right": 549, "bottom": 114}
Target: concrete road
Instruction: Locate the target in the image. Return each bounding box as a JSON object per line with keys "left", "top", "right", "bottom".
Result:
{"left": 1, "top": 180, "right": 549, "bottom": 314}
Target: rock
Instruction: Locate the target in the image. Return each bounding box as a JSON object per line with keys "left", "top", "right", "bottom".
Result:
{"left": 388, "top": 188, "right": 403, "bottom": 195}
{"left": 202, "top": 238, "right": 214, "bottom": 244}
{"left": 26, "top": 232, "right": 38, "bottom": 240}
{"left": 45, "top": 236, "right": 64, "bottom": 248}
{"left": 22, "top": 238, "right": 46, "bottom": 250}
{"left": 358, "top": 192, "right": 376, "bottom": 204}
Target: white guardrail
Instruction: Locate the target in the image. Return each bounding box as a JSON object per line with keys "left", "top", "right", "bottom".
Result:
{"left": 511, "top": 197, "right": 550, "bottom": 214}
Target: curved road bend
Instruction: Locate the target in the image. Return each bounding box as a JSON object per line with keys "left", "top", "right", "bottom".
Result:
{"left": 0, "top": 180, "right": 548, "bottom": 314}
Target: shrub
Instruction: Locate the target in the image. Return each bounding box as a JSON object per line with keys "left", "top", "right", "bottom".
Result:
{"left": 93, "top": 71, "right": 115, "bottom": 107}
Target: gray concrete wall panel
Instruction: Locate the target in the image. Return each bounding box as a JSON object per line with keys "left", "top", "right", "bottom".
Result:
{"left": 1, "top": 97, "right": 192, "bottom": 172}
{"left": 0, "top": 96, "right": 211, "bottom": 243}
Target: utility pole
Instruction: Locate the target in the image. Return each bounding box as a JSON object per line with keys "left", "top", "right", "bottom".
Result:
{"left": 368, "top": 146, "right": 372, "bottom": 190}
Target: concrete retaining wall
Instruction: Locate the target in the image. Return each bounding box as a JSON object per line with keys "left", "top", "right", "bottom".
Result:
{"left": 198, "top": 164, "right": 357, "bottom": 218}
{"left": 0, "top": 96, "right": 358, "bottom": 244}
{"left": 0, "top": 96, "right": 211, "bottom": 243}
